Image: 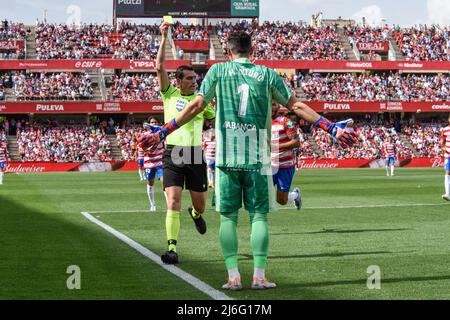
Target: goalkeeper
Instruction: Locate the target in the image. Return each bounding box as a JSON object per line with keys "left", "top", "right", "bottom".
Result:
{"left": 139, "top": 31, "right": 357, "bottom": 289}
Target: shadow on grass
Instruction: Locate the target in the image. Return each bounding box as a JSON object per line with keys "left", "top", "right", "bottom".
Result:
{"left": 272, "top": 228, "right": 409, "bottom": 236}
{"left": 0, "top": 195, "right": 209, "bottom": 300}
{"left": 294, "top": 274, "right": 450, "bottom": 288}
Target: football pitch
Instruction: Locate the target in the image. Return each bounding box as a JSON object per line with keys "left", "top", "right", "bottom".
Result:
{"left": 1, "top": 168, "right": 450, "bottom": 300}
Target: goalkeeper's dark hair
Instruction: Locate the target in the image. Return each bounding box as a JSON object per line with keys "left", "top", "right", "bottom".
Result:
{"left": 175, "top": 65, "right": 195, "bottom": 80}
{"left": 227, "top": 31, "right": 252, "bottom": 56}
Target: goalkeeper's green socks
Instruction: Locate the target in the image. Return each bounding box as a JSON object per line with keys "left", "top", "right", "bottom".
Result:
{"left": 250, "top": 212, "right": 269, "bottom": 271}
{"left": 220, "top": 212, "right": 239, "bottom": 272}
{"left": 166, "top": 210, "right": 180, "bottom": 252}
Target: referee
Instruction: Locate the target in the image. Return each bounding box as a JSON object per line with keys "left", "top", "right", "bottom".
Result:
{"left": 156, "top": 22, "right": 215, "bottom": 264}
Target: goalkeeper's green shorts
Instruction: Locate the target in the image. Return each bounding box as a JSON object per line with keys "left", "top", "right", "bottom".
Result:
{"left": 214, "top": 167, "right": 276, "bottom": 214}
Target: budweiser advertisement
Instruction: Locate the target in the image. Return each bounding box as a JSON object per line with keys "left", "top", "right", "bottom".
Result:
{"left": 4, "top": 158, "right": 445, "bottom": 174}
{"left": 356, "top": 42, "right": 389, "bottom": 52}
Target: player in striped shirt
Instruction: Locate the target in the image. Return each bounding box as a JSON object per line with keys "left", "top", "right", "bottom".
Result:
{"left": 203, "top": 129, "right": 216, "bottom": 188}
{"left": 383, "top": 137, "right": 398, "bottom": 176}
{"left": 0, "top": 139, "right": 7, "bottom": 185}
{"left": 271, "top": 102, "right": 301, "bottom": 209}
{"left": 441, "top": 115, "right": 450, "bottom": 201}
{"left": 143, "top": 117, "right": 165, "bottom": 211}
{"left": 136, "top": 144, "right": 145, "bottom": 181}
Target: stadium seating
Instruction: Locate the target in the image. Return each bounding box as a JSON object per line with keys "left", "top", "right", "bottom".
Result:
{"left": 16, "top": 125, "right": 111, "bottom": 162}
{"left": 301, "top": 72, "right": 450, "bottom": 101}
{"left": 11, "top": 72, "right": 94, "bottom": 101}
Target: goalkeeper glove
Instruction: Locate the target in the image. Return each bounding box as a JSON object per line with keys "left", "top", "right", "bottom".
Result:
{"left": 314, "top": 116, "right": 357, "bottom": 148}
{"left": 138, "top": 118, "right": 179, "bottom": 150}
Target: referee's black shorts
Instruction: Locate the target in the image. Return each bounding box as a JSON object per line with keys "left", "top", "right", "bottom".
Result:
{"left": 163, "top": 145, "right": 207, "bottom": 192}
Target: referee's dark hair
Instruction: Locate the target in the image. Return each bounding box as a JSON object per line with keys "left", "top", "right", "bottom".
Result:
{"left": 175, "top": 65, "right": 195, "bottom": 80}
{"left": 227, "top": 31, "right": 252, "bottom": 56}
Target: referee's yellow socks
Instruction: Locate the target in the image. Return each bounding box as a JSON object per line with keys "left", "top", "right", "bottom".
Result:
{"left": 166, "top": 210, "right": 180, "bottom": 252}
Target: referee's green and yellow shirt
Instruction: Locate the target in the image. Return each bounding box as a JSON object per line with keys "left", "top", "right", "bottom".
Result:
{"left": 161, "top": 84, "right": 215, "bottom": 147}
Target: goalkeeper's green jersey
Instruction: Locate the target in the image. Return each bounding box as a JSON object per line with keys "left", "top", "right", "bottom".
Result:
{"left": 199, "top": 58, "right": 292, "bottom": 170}
{"left": 162, "top": 84, "right": 215, "bottom": 147}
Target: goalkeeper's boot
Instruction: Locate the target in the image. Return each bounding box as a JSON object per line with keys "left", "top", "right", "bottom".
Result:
{"left": 442, "top": 194, "right": 450, "bottom": 201}
{"left": 188, "top": 206, "right": 207, "bottom": 235}
{"left": 222, "top": 277, "right": 242, "bottom": 291}
{"left": 251, "top": 276, "right": 277, "bottom": 290}
{"left": 293, "top": 187, "right": 302, "bottom": 210}
{"left": 161, "top": 250, "right": 178, "bottom": 264}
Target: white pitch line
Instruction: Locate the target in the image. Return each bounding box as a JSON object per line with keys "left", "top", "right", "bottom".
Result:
{"left": 279, "top": 202, "right": 450, "bottom": 210}
{"left": 81, "top": 212, "right": 233, "bottom": 300}
{"left": 89, "top": 202, "right": 450, "bottom": 214}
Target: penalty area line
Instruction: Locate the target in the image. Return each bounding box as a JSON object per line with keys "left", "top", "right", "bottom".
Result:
{"left": 279, "top": 202, "right": 450, "bottom": 210}
{"left": 89, "top": 202, "right": 450, "bottom": 214}
{"left": 80, "top": 211, "right": 233, "bottom": 301}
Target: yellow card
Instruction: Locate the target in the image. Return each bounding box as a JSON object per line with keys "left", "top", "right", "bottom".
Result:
{"left": 163, "top": 16, "right": 174, "bottom": 25}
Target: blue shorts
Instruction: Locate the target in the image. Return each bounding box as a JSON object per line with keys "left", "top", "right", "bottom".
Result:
{"left": 145, "top": 167, "right": 163, "bottom": 181}
{"left": 206, "top": 159, "right": 215, "bottom": 169}
{"left": 445, "top": 158, "right": 450, "bottom": 171}
{"left": 272, "top": 167, "right": 295, "bottom": 193}
{"left": 138, "top": 159, "right": 144, "bottom": 168}
{"left": 0, "top": 161, "right": 4, "bottom": 170}
{"left": 385, "top": 156, "right": 395, "bottom": 166}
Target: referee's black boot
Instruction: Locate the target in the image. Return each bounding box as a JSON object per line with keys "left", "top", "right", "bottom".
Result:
{"left": 188, "top": 206, "right": 207, "bottom": 235}
{"left": 161, "top": 250, "right": 179, "bottom": 264}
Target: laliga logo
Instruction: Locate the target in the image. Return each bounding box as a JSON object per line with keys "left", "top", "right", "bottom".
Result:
{"left": 75, "top": 61, "right": 103, "bottom": 68}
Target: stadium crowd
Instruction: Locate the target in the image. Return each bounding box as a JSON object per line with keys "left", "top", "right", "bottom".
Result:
{"left": 300, "top": 72, "right": 450, "bottom": 101}
{"left": 172, "top": 22, "right": 209, "bottom": 41}
{"left": 115, "top": 126, "right": 144, "bottom": 160}
{"left": 108, "top": 73, "right": 161, "bottom": 101}
{"left": 16, "top": 125, "right": 111, "bottom": 162}
{"left": 403, "top": 122, "right": 444, "bottom": 157}
{"left": 392, "top": 25, "right": 450, "bottom": 61}
{"left": 35, "top": 22, "right": 161, "bottom": 60}
{"left": 12, "top": 72, "right": 94, "bottom": 101}
{"left": 0, "top": 21, "right": 27, "bottom": 59}
{"left": 216, "top": 20, "right": 347, "bottom": 60}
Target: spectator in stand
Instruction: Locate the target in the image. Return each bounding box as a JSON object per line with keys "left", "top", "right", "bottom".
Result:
{"left": 392, "top": 25, "right": 450, "bottom": 61}
{"left": 216, "top": 20, "right": 347, "bottom": 61}
{"left": 301, "top": 72, "right": 450, "bottom": 102}
{"left": 12, "top": 72, "right": 93, "bottom": 101}
{"left": 16, "top": 125, "right": 111, "bottom": 162}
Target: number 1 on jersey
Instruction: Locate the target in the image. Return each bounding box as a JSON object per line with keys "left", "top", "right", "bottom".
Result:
{"left": 237, "top": 84, "right": 249, "bottom": 117}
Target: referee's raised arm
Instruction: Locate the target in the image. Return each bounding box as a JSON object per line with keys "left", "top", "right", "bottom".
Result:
{"left": 156, "top": 22, "right": 170, "bottom": 93}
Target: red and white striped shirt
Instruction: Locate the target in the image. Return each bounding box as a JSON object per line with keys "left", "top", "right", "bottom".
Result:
{"left": 0, "top": 147, "right": 7, "bottom": 162}
{"left": 383, "top": 143, "right": 397, "bottom": 157}
{"left": 137, "top": 146, "right": 145, "bottom": 160}
{"left": 442, "top": 125, "right": 450, "bottom": 158}
{"left": 271, "top": 115, "right": 297, "bottom": 168}
{"left": 143, "top": 143, "right": 164, "bottom": 169}
{"left": 203, "top": 138, "right": 216, "bottom": 161}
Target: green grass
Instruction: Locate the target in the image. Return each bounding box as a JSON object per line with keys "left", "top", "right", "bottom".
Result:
{"left": 1, "top": 168, "right": 449, "bottom": 299}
